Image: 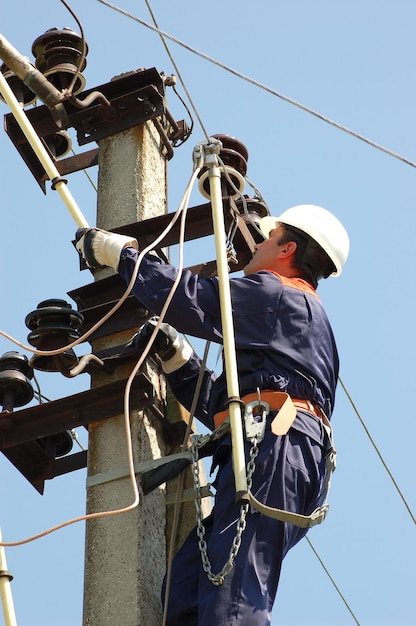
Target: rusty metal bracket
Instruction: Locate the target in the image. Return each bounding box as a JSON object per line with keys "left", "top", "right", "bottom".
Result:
{"left": 113, "top": 196, "right": 268, "bottom": 274}
{"left": 0, "top": 372, "right": 155, "bottom": 449}
{"left": 68, "top": 273, "right": 151, "bottom": 341}
{"left": 0, "top": 371, "right": 157, "bottom": 493}
{"left": 3, "top": 67, "right": 167, "bottom": 192}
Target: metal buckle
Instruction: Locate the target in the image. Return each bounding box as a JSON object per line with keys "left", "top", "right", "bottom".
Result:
{"left": 244, "top": 399, "right": 269, "bottom": 443}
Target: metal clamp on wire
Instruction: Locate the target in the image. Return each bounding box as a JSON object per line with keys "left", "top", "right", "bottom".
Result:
{"left": 192, "top": 137, "right": 219, "bottom": 169}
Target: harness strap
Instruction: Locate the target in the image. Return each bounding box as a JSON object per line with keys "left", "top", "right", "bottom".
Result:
{"left": 248, "top": 410, "right": 336, "bottom": 528}
{"left": 247, "top": 492, "right": 329, "bottom": 528}
{"left": 214, "top": 390, "right": 324, "bottom": 430}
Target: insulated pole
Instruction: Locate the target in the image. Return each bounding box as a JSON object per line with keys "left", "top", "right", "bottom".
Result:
{"left": 201, "top": 141, "right": 248, "bottom": 502}
{"left": 0, "top": 71, "right": 89, "bottom": 228}
{"left": 0, "top": 527, "right": 17, "bottom": 626}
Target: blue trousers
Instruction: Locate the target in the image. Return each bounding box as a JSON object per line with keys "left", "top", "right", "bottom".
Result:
{"left": 163, "top": 412, "right": 329, "bottom": 626}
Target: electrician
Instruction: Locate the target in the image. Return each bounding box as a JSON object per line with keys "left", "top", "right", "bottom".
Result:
{"left": 76, "top": 203, "right": 349, "bottom": 626}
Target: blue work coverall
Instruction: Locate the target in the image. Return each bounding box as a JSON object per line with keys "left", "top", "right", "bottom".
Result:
{"left": 118, "top": 247, "right": 338, "bottom": 626}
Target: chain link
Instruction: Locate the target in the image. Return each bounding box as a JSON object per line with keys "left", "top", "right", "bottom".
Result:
{"left": 192, "top": 433, "right": 259, "bottom": 586}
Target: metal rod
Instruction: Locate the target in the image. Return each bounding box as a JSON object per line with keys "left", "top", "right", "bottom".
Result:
{"left": 0, "top": 71, "right": 89, "bottom": 228}
{"left": 208, "top": 160, "right": 248, "bottom": 502}
{"left": 0, "top": 33, "right": 63, "bottom": 111}
{"left": 0, "top": 527, "right": 18, "bottom": 626}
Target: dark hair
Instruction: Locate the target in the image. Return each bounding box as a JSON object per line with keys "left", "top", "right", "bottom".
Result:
{"left": 277, "top": 224, "right": 336, "bottom": 289}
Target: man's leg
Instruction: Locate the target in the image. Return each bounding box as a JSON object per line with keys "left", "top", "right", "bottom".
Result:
{"left": 163, "top": 515, "right": 214, "bottom": 626}
{"left": 197, "top": 425, "right": 326, "bottom": 626}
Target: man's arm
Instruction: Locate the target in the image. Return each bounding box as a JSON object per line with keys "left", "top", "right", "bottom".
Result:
{"left": 132, "top": 318, "right": 217, "bottom": 431}
{"left": 75, "top": 228, "right": 224, "bottom": 344}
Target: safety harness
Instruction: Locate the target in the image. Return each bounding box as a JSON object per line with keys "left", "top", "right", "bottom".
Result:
{"left": 242, "top": 391, "right": 336, "bottom": 528}
{"left": 140, "top": 390, "right": 336, "bottom": 585}
{"left": 189, "top": 390, "right": 336, "bottom": 585}
{"left": 194, "top": 390, "right": 336, "bottom": 525}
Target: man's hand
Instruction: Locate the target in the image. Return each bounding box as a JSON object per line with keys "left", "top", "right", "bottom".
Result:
{"left": 128, "top": 317, "right": 193, "bottom": 373}
{"left": 75, "top": 228, "right": 138, "bottom": 271}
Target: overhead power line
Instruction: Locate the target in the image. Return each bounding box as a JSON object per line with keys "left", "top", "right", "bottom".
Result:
{"left": 143, "top": 0, "right": 208, "bottom": 142}
{"left": 339, "top": 378, "right": 416, "bottom": 525}
{"left": 98, "top": 0, "right": 416, "bottom": 170}
{"left": 306, "top": 537, "right": 361, "bottom": 626}
{"left": 0, "top": 3, "right": 411, "bottom": 625}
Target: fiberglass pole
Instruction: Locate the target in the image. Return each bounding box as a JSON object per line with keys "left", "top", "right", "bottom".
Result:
{"left": 0, "top": 71, "right": 89, "bottom": 228}
{"left": 205, "top": 144, "right": 248, "bottom": 502}
{"left": 0, "top": 527, "right": 17, "bottom": 626}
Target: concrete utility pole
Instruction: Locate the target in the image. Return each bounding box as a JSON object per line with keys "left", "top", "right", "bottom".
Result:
{"left": 82, "top": 119, "right": 208, "bottom": 625}
{"left": 82, "top": 122, "right": 167, "bottom": 626}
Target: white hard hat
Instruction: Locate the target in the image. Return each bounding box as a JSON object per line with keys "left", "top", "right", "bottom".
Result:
{"left": 259, "top": 204, "right": 349, "bottom": 276}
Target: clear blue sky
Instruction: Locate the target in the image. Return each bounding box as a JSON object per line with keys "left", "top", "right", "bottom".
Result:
{"left": 1, "top": 1, "right": 415, "bottom": 625}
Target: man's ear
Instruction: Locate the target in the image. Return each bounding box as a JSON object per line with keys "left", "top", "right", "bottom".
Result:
{"left": 280, "top": 240, "right": 297, "bottom": 258}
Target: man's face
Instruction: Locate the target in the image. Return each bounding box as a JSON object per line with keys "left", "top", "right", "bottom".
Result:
{"left": 243, "top": 223, "right": 286, "bottom": 275}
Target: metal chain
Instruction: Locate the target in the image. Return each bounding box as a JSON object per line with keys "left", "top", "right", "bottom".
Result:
{"left": 192, "top": 434, "right": 259, "bottom": 586}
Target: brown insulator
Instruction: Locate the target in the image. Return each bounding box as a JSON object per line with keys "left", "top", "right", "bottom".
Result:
{"left": 43, "top": 129, "right": 72, "bottom": 158}
{"left": 0, "top": 62, "right": 37, "bottom": 107}
{"left": 32, "top": 27, "right": 88, "bottom": 95}
{"left": 36, "top": 430, "right": 73, "bottom": 458}
{"left": 198, "top": 134, "right": 249, "bottom": 199}
{"left": 0, "top": 352, "right": 34, "bottom": 411}
{"left": 25, "top": 299, "right": 84, "bottom": 373}
{"left": 212, "top": 133, "right": 249, "bottom": 173}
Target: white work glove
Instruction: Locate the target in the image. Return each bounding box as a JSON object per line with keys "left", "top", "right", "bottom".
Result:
{"left": 75, "top": 228, "right": 138, "bottom": 271}
{"left": 128, "top": 317, "right": 193, "bottom": 374}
